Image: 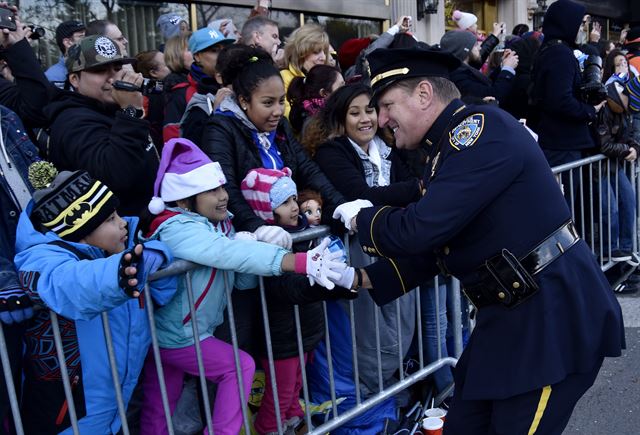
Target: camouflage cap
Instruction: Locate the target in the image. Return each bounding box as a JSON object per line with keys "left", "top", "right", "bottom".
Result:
{"left": 65, "top": 35, "right": 135, "bottom": 73}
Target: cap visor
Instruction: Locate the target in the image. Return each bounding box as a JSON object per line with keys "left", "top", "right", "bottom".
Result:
{"left": 83, "top": 57, "right": 136, "bottom": 72}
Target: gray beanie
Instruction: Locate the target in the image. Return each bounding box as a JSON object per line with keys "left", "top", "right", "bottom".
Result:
{"left": 439, "top": 30, "right": 477, "bottom": 62}
{"left": 156, "top": 13, "right": 186, "bottom": 40}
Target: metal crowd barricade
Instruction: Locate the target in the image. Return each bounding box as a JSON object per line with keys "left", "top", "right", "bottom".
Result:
{"left": 2, "top": 154, "right": 630, "bottom": 434}
{"left": 551, "top": 154, "right": 638, "bottom": 271}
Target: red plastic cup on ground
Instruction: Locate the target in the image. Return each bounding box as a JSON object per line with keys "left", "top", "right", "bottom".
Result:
{"left": 424, "top": 407, "right": 447, "bottom": 422}
{"left": 422, "top": 416, "right": 444, "bottom": 435}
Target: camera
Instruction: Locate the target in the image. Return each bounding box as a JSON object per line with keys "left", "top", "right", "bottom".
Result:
{"left": 28, "top": 25, "right": 45, "bottom": 40}
{"left": 113, "top": 78, "right": 164, "bottom": 96}
{"left": 578, "top": 55, "right": 607, "bottom": 105}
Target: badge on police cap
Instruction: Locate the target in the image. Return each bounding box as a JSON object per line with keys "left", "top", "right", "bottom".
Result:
{"left": 449, "top": 114, "right": 484, "bottom": 150}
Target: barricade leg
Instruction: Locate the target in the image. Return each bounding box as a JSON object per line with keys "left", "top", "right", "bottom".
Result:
{"left": 101, "top": 312, "right": 130, "bottom": 435}
{"left": 258, "top": 276, "right": 284, "bottom": 434}
{"left": 293, "top": 305, "right": 313, "bottom": 431}
{"left": 222, "top": 272, "right": 251, "bottom": 434}
{"left": 0, "top": 322, "right": 24, "bottom": 435}
{"left": 142, "top": 283, "right": 175, "bottom": 435}
{"left": 183, "top": 272, "right": 214, "bottom": 434}
{"left": 49, "top": 312, "right": 80, "bottom": 435}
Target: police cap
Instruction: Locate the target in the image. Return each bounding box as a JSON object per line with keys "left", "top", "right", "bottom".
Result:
{"left": 368, "top": 47, "right": 460, "bottom": 105}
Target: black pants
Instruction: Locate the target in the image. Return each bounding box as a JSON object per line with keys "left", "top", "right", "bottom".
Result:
{"left": 444, "top": 358, "right": 603, "bottom": 435}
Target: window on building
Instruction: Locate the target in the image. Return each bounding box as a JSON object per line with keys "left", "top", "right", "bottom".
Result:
{"left": 194, "top": 4, "right": 299, "bottom": 41}
{"left": 304, "top": 14, "right": 382, "bottom": 52}
{"left": 445, "top": 0, "right": 497, "bottom": 35}
{"left": 18, "top": 0, "right": 189, "bottom": 68}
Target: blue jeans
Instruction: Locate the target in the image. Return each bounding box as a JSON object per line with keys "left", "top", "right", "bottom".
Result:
{"left": 420, "top": 277, "right": 454, "bottom": 393}
{"left": 601, "top": 165, "right": 636, "bottom": 252}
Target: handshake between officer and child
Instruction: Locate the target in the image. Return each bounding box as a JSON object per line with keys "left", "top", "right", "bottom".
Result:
{"left": 304, "top": 199, "right": 375, "bottom": 293}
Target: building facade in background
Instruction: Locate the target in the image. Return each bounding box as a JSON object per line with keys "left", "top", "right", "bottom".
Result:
{"left": 15, "top": 0, "right": 638, "bottom": 69}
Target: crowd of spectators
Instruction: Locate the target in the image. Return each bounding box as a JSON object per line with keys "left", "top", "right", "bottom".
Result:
{"left": 1, "top": 0, "right": 639, "bottom": 433}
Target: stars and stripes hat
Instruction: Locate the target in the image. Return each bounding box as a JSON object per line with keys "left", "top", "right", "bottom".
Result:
{"left": 31, "top": 170, "right": 119, "bottom": 242}
{"left": 241, "top": 167, "right": 297, "bottom": 223}
{"left": 626, "top": 74, "right": 640, "bottom": 113}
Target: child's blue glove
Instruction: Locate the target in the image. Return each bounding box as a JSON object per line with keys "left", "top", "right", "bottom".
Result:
{"left": 138, "top": 248, "right": 166, "bottom": 286}
{"left": 0, "top": 287, "right": 34, "bottom": 324}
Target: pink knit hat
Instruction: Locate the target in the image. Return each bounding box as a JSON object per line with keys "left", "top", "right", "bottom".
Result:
{"left": 241, "top": 167, "right": 295, "bottom": 223}
{"left": 452, "top": 10, "right": 477, "bottom": 30}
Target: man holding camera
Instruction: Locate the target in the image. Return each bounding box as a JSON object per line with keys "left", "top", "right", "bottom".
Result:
{"left": 530, "top": 0, "right": 605, "bottom": 167}
{"left": 44, "top": 35, "right": 159, "bottom": 216}
{"left": 0, "top": 3, "right": 52, "bottom": 132}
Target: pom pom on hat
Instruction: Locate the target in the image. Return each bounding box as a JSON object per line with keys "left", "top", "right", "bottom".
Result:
{"left": 148, "top": 196, "right": 166, "bottom": 214}
{"left": 244, "top": 171, "right": 258, "bottom": 188}
{"left": 452, "top": 10, "right": 477, "bottom": 30}
{"left": 241, "top": 167, "right": 295, "bottom": 223}
{"left": 28, "top": 161, "right": 59, "bottom": 189}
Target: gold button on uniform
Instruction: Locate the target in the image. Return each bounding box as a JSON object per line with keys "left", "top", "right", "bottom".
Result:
{"left": 513, "top": 281, "right": 520, "bottom": 289}
{"left": 498, "top": 291, "right": 506, "bottom": 299}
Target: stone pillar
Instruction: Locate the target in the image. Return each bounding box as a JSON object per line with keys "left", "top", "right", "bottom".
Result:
{"left": 390, "top": 0, "right": 445, "bottom": 45}
{"left": 498, "top": 0, "right": 534, "bottom": 32}
{"left": 390, "top": 0, "right": 418, "bottom": 30}
{"left": 420, "top": 0, "right": 446, "bottom": 45}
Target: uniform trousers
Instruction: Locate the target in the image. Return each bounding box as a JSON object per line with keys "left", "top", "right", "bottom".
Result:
{"left": 140, "top": 336, "right": 255, "bottom": 435}
{"left": 444, "top": 353, "right": 603, "bottom": 435}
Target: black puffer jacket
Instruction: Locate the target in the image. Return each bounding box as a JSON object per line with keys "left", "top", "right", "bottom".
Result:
{"left": 263, "top": 231, "right": 356, "bottom": 359}
{"left": 44, "top": 91, "right": 159, "bottom": 217}
{"left": 596, "top": 105, "right": 640, "bottom": 160}
{"left": 313, "top": 135, "right": 421, "bottom": 206}
{"left": 201, "top": 114, "right": 345, "bottom": 232}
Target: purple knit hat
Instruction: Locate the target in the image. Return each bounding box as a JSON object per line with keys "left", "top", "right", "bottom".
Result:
{"left": 148, "top": 138, "right": 227, "bottom": 214}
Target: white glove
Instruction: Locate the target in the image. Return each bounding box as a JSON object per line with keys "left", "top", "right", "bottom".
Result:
{"left": 295, "top": 237, "right": 347, "bottom": 289}
{"left": 234, "top": 231, "right": 257, "bottom": 241}
{"left": 332, "top": 199, "right": 374, "bottom": 231}
{"left": 254, "top": 225, "right": 293, "bottom": 250}
{"left": 330, "top": 266, "right": 355, "bottom": 289}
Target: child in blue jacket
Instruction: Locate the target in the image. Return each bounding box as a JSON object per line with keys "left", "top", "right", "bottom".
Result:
{"left": 13, "top": 167, "right": 176, "bottom": 435}
{"left": 140, "top": 138, "right": 345, "bottom": 435}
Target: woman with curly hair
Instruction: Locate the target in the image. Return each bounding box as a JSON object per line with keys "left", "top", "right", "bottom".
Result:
{"left": 281, "top": 24, "right": 331, "bottom": 118}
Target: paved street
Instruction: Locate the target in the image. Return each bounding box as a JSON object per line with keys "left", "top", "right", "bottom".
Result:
{"left": 564, "top": 293, "right": 640, "bottom": 434}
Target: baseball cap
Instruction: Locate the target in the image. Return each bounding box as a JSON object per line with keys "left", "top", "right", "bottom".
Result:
{"left": 65, "top": 35, "right": 135, "bottom": 73}
{"left": 55, "top": 20, "right": 85, "bottom": 51}
{"left": 188, "top": 27, "right": 235, "bottom": 54}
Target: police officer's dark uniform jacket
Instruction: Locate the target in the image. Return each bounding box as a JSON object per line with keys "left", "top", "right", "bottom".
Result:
{"left": 358, "top": 48, "right": 624, "bottom": 405}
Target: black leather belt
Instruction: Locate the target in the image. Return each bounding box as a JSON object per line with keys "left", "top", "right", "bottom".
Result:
{"left": 463, "top": 221, "right": 580, "bottom": 309}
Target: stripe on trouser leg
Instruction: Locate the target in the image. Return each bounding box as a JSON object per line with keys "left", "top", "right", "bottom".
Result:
{"left": 527, "top": 385, "right": 552, "bottom": 435}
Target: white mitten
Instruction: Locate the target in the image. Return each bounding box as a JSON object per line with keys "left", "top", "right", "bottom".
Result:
{"left": 330, "top": 266, "right": 355, "bottom": 289}
{"left": 332, "top": 199, "right": 374, "bottom": 231}
{"left": 294, "top": 237, "right": 347, "bottom": 289}
{"left": 234, "top": 231, "right": 258, "bottom": 241}
{"left": 254, "top": 225, "right": 293, "bottom": 250}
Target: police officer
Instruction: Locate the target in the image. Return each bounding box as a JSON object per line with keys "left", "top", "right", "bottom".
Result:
{"left": 332, "top": 47, "right": 625, "bottom": 434}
